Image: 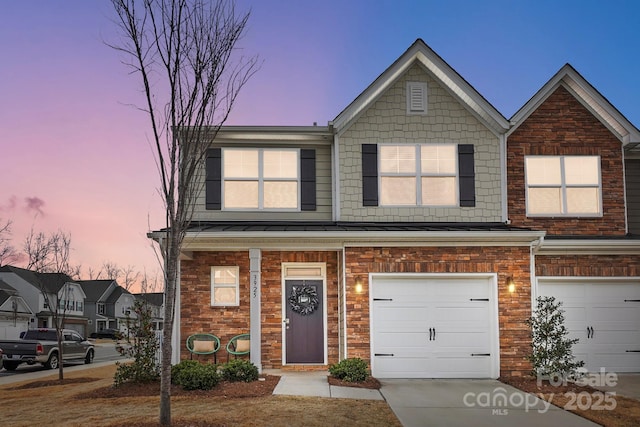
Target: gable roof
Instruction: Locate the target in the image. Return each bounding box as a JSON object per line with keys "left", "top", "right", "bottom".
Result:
{"left": 0, "top": 265, "right": 80, "bottom": 295}
{"left": 106, "top": 285, "right": 132, "bottom": 304}
{"left": 508, "top": 63, "right": 640, "bottom": 148}
{"left": 332, "top": 38, "right": 510, "bottom": 136}
{"left": 77, "top": 279, "right": 118, "bottom": 302}
{"left": 135, "top": 292, "right": 164, "bottom": 307}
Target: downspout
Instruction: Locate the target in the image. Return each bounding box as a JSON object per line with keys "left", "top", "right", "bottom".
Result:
{"left": 332, "top": 127, "right": 341, "bottom": 221}
{"left": 341, "top": 245, "right": 347, "bottom": 360}
{"left": 500, "top": 133, "right": 509, "bottom": 223}
{"left": 621, "top": 142, "right": 629, "bottom": 235}
{"left": 529, "top": 235, "right": 544, "bottom": 311}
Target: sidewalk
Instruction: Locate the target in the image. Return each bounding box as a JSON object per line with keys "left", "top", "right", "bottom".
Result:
{"left": 266, "top": 369, "right": 384, "bottom": 400}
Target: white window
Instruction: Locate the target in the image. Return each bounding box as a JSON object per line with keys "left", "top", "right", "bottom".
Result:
{"left": 525, "top": 155, "right": 601, "bottom": 216}
{"left": 211, "top": 266, "right": 240, "bottom": 306}
{"left": 379, "top": 144, "right": 457, "bottom": 206}
{"left": 222, "top": 148, "right": 299, "bottom": 210}
{"left": 407, "top": 82, "right": 428, "bottom": 115}
{"left": 98, "top": 303, "right": 105, "bottom": 315}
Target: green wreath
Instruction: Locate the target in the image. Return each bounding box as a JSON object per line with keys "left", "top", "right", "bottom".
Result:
{"left": 288, "top": 285, "right": 319, "bottom": 316}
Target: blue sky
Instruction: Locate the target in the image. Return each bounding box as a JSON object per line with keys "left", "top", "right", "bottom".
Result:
{"left": 1, "top": 0, "right": 638, "bottom": 286}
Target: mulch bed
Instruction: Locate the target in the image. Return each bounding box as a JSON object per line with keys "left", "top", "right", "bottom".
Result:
{"left": 327, "top": 376, "right": 382, "bottom": 389}
{"left": 80, "top": 374, "right": 281, "bottom": 399}
{"left": 8, "top": 377, "right": 100, "bottom": 390}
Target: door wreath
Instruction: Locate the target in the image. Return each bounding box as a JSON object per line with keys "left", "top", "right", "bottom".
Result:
{"left": 288, "top": 285, "right": 319, "bottom": 316}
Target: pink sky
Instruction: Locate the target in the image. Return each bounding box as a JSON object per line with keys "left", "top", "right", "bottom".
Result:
{"left": 2, "top": 1, "right": 639, "bottom": 290}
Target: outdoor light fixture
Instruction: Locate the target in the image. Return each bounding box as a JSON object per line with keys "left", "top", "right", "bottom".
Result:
{"left": 507, "top": 277, "right": 516, "bottom": 293}
{"left": 354, "top": 276, "right": 363, "bottom": 294}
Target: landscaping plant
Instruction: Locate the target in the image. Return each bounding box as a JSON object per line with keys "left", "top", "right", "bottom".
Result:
{"left": 329, "top": 357, "right": 369, "bottom": 382}
{"left": 526, "top": 296, "right": 584, "bottom": 379}
{"left": 220, "top": 359, "right": 259, "bottom": 382}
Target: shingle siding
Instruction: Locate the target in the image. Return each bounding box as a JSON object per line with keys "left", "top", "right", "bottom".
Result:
{"left": 338, "top": 64, "right": 502, "bottom": 222}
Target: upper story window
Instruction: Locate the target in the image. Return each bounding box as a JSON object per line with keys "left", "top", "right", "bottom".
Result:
{"left": 97, "top": 303, "right": 105, "bottom": 315}
{"left": 525, "top": 155, "right": 602, "bottom": 216}
{"left": 379, "top": 144, "right": 458, "bottom": 206}
{"left": 222, "top": 148, "right": 299, "bottom": 210}
{"left": 211, "top": 266, "right": 239, "bottom": 306}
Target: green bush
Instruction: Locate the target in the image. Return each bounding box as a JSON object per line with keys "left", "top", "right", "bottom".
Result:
{"left": 220, "top": 359, "right": 259, "bottom": 382}
{"left": 171, "top": 361, "right": 220, "bottom": 390}
{"left": 171, "top": 360, "right": 201, "bottom": 385}
{"left": 328, "top": 358, "right": 369, "bottom": 382}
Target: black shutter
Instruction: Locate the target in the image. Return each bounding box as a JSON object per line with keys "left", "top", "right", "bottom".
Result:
{"left": 458, "top": 144, "right": 475, "bottom": 207}
{"left": 300, "top": 149, "right": 316, "bottom": 211}
{"left": 362, "top": 144, "right": 379, "bottom": 206}
{"left": 205, "top": 148, "right": 222, "bottom": 210}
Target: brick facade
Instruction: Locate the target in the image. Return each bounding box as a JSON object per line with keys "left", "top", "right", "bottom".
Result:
{"left": 344, "top": 246, "right": 533, "bottom": 377}
{"left": 536, "top": 254, "right": 640, "bottom": 277}
{"left": 507, "top": 85, "right": 626, "bottom": 235}
{"left": 180, "top": 250, "right": 339, "bottom": 369}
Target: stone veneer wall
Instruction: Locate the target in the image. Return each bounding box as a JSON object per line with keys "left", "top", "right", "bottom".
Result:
{"left": 507, "top": 85, "right": 626, "bottom": 235}
{"left": 180, "top": 250, "right": 340, "bottom": 368}
{"left": 344, "top": 245, "right": 533, "bottom": 377}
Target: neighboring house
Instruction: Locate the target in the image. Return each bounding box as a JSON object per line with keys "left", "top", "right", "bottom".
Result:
{"left": 148, "top": 39, "right": 640, "bottom": 378}
{"left": 106, "top": 286, "right": 137, "bottom": 336}
{"left": 0, "top": 279, "right": 33, "bottom": 339}
{"left": 0, "top": 266, "right": 89, "bottom": 337}
{"left": 78, "top": 279, "right": 120, "bottom": 335}
{"left": 135, "top": 292, "right": 164, "bottom": 331}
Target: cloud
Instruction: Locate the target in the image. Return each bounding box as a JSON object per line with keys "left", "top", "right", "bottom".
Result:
{"left": 0, "top": 195, "right": 18, "bottom": 212}
{"left": 24, "top": 197, "right": 45, "bottom": 216}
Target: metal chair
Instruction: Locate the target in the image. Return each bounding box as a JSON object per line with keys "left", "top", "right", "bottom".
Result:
{"left": 186, "top": 333, "right": 220, "bottom": 363}
{"left": 226, "top": 333, "right": 250, "bottom": 361}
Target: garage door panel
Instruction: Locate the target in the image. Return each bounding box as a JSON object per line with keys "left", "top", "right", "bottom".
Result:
{"left": 538, "top": 280, "right": 640, "bottom": 373}
{"left": 372, "top": 276, "right": 496, "bottom": 379}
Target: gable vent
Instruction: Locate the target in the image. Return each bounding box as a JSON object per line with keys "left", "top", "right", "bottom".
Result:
{"left": 407, "top": 82, "right": 427, "bottom": 115}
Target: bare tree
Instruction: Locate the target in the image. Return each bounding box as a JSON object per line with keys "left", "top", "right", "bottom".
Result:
{"left": 24, "top": 228, "right": 73, "bottom": 275}
{"left": 0, "top": 218, "right": 19, "bottom": 266}
{"left": 25, "top": 229, "right": 76, "bottom": 380}
{"left": 121, "top": 264, "right": 141, "bottom": 291}
{"left": 110, "top": 0, "right": 258, "bottom": 423}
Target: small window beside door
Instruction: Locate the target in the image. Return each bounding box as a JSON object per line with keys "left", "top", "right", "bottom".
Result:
{"left": 211, "top": 266, "right": 240, "bottom": 306}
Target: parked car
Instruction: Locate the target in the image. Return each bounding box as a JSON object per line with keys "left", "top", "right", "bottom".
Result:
{"left": 89, "top": 328, "right": 122, "bottom": 340}
{"left": 0, "top": 328, "right": 94, "bottom": 371}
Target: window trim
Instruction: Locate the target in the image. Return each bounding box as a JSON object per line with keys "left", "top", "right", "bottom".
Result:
{"left": 525, "top": 155, "right": 603, "bottom": 217}
{"left": 211, "top": 266, "right": 240, "bottom": 307}
{"left": 221, "top": 148, "right": 300, "bottom": 211}
{"left": 378, "top": 143, "right": 459, "bottom": 207}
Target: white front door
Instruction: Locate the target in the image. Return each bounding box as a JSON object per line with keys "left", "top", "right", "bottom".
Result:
{"left": 371, "top": 275, "right": 498, "bottom": 379}
{"left": 538, "top": 279, "right": 640, "bottom": 372}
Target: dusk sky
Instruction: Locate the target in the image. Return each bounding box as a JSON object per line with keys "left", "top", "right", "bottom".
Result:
{"left": 2, "top": 1, "right": 639, "bottom": 289}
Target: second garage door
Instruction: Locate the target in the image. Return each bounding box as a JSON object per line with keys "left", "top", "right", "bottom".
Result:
{"left": 371, "top": 275, "right": 499, "bottom": 379}
{"left": 538, "top": 279, "right": 640, "bottom": 373}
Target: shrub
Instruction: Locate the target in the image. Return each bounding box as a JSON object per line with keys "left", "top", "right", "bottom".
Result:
{"left": 220, "top": 359, "right": 259, "bottom": 382}
{"left": 526, "top": 296, "right": 584, "bottom": 379}
{"left": 328, "top": 358, "right": 369, "bottom": 382}
{"left": 171, "top": 360, "right": 201, "bottom": 385}
{"left": 172, "top": 361, "right": 220, "bottom": 390}
{"left": 113, "top": 300, "right": 160, "bottom": 387}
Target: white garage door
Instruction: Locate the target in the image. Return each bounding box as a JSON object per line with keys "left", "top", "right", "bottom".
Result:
{"left": 538, "top": 279, "right": 640, "bottom": 373}
{"left": 371, "top": 275, "right": 498, "bottom": 379}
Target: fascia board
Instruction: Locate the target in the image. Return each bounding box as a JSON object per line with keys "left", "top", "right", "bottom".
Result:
{"left": 333, "top": 42, "right": 509, "bottom": 137}
{"left": 181, "top": 230, "right": 544, "bottom": 250}
{"left": 508, "top": 65, "right": 640, "bottom": 144}
{"left": 214, "top": 126, "right": 333, "bottom": 144}
{"left": 537, "top": 238, "right": 640, "bottom": 255}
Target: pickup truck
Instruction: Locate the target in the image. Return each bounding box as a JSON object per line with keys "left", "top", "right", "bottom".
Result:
{"left": 0, "top": 328, "right": 94, "bottom": 371}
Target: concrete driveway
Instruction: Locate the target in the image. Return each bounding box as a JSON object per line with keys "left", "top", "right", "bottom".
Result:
{"left": 379, "top": 379, "right": 600, "bottom": 427}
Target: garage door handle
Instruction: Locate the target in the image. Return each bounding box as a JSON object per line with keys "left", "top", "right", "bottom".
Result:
{"left": 373, "top": 298, "right": 393, "bottom": 301}
{"left": 469, "top": 298, "right": 489, "bottom": 301}
{"left": 375, "top": 353, "right": 394, "bottom": 357}
{"left": 626, "top": 350, "right": 640, "bottom": 353}
{"left": 429, "top": 328, "right": 433, "bottom": 340}
{"left": 624, "top": 299, "right": 640, "bottom": 302}
{"left": 471, "top": 353, "right": 490, "bottom": 356}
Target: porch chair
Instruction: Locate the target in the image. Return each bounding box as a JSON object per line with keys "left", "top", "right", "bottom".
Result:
{"left": 186, "top": 333, "right": 221, "bottom": 363}
{"left": 226, "top": 333, "right": 250, "bottom": 361}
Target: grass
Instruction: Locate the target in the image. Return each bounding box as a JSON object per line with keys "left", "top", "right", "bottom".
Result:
{"left": 0, "top": 364, "right": 402, "bottom": 427}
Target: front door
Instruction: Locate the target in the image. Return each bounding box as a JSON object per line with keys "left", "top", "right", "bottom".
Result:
{"left": 285, "top": 279, "right": 324, "bottom": 363}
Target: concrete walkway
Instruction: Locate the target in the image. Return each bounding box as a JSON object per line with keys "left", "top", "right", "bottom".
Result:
{"left": 267, "top": 369, "right": 383, "bottom": 400}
